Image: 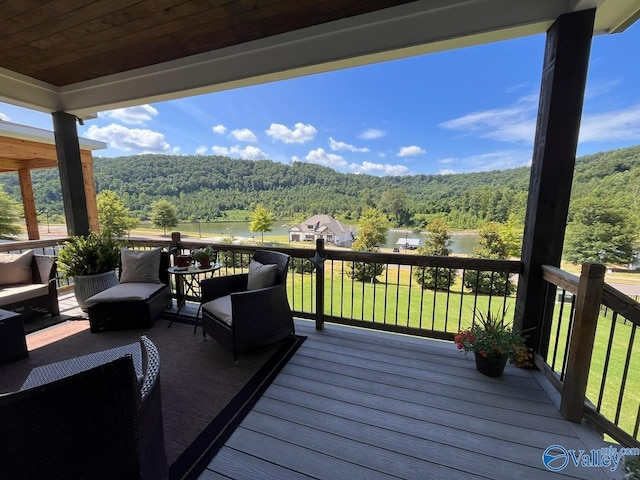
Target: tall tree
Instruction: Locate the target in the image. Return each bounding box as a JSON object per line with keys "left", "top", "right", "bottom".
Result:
{"left": 564, "top": 197, "right": 637, "bottom": 265}
{"left": 97, "top": 190, "right": 139, "bottom": 237}
{"left": 249, "top": 204, "right": 275, "bottom": 244}
{"left": 0, "top": 186, "right": 22, "bottom": 239}
{"left": 347, "top": 207, "right": 389, "bottom": 282}
{"left": 463, "top": 221, "right": 514, "bottom": 295}
{"left": 379, "top": 188, "right": 410, "bottom": 226}
{"left": 414, "top": 218, "right": 457, "bottom": 290}
{"left": 150, "top": 199, "right": 179, "bottom": 235}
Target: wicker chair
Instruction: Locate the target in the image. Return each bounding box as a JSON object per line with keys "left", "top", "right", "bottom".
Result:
{"left": 201, "top": 250, "right": 295, "bottom": 361}
{"left": 0, "top": 336, "right": 168, "bottom": 479}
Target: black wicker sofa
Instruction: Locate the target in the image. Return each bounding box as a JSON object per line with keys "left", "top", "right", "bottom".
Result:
{"left": 0, "top": 251, "right": 59, "bottom": 320}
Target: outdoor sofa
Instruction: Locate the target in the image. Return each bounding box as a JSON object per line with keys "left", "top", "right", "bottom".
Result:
{"left": 0, "top": 250, "right": 59, "bottom": 320}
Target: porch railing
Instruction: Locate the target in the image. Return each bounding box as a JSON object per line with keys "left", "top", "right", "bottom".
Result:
{"left": 538, "top": 263, "right": 640, "bottom": 447}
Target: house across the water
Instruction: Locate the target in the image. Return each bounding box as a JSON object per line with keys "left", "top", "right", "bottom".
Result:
{"left": 289, "top": 215, "right": 354, "bottom": 247}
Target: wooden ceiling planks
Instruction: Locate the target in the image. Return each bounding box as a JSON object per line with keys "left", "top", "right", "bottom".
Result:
{"left": 0, "top": 0, "right": 417, "bottom": 86}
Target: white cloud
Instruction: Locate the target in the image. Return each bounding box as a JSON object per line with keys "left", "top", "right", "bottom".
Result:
{"left": 265, "top": 122, "right": 317, "bottom": 144}
{"left": 329, "top": 137, "right": 370, "bottom": 153}
{"left": 101, "top": 105, "right": 158, "bottom": 125}
{"left": 398, "top": 145, "right": 426, "bottom": 157}
{"left": 211, "top": 145, "right": 267, "bottom": 160}
{"left": 0, "top": 112, "right": 11, "bottom": 121}
{"left": 85, "top": 123, "right": 174, "bottom": 153}
{"left": 212, "top": 124, "right": 227, "bottom": 134}
{"left": 230, "top": 128, "right": 257, "bottom": 142}
{"left": 439, "top": 169, "right": 456, "bottom": 175}
{"left": 358, "top": 128, "right": 386, "bottom": 140}
{"left": 435, "top": 150, "right": 531, "bottom": 172}
{"left": 350, "top": 161, "right": 409, "bottom": 176}
{"left": 195, "top": 146, "right": 208, "bottom": 155}
{"left": 579, "top": 104, "right": 640, "bottom": 143}
{"left": 439, "top": 95, "right": 538, "bottom": 143}
{"left": 303, "top": 148, "right": 347, "bottom": 167}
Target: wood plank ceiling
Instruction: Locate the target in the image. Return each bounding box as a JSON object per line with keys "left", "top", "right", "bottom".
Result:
{"left": 0, "top": 0, "right": 418, "bottom": 87}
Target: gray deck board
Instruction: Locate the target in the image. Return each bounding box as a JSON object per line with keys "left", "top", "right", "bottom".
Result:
{"left": 199, "top": 320, "right": 613, "bottom": 480}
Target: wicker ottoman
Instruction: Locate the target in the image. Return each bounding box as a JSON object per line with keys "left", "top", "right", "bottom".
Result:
{"left": 0, "top": 309, "right": 27, "bottom": 364}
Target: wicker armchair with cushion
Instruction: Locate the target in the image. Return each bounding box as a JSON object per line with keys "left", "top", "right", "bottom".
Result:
{"left": 0, "top": 336, "right": 168, "bottom": 479}
{"left": 201, "top": 250, "right": 295, "bottom": 361}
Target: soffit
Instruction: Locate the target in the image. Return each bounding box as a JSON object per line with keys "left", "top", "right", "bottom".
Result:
{"left": 0, "top": 0, "right": 638, "bottom": 118}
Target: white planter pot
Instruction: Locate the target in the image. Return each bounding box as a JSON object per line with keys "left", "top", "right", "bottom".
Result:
{"left": 74, "top": 271, "right": 118, "bottom": 312}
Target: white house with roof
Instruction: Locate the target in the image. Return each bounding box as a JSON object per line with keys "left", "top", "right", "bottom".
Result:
{"left": 289, "top": 214, "right": 354, "bottom": 247}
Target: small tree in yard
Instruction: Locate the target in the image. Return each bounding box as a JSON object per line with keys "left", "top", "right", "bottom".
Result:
{"left": 347, "top": 207, "right": 388, "bottom": 282}
{"left": 463, "top": 221, "right": 514, "bottom": 295}
{"left": 414, "top": 218, "right": 457, "bottom": 290}
{"left": 151, "top": 199, "right": 179, "bottom": 235}
{"left": 249, "top": 204, "right": 275, "bottom": 244}
{"left": 97, "top": 190, "right": 139, "bottom": 237}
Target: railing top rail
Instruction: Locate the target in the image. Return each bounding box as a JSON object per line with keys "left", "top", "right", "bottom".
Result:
{"left": 542, "top": 265, "right": 579, "bottom": 294}
{"left": 0, "top": 238, "right": 69, "bottom": 253}
{"left": 602, "top": 283, "right": 640, "bottom": 326}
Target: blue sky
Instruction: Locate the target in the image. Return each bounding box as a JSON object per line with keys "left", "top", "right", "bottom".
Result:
{"left": 2, "top": 22, "right": 639, "bottom": 177}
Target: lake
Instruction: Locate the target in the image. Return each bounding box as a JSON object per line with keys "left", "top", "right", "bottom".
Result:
{"left": 175, "top": 221, "right": 479, "bottom": 255}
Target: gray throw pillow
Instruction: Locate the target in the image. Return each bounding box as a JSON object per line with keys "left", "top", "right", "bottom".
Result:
{"left": 119, "top": 248, "right": 161, "bottom": 284}
{"left": 0, "top": 250, "right": 34, "bottom": 286}
{"left": 247, "top": 259, "right": 278, "bottom": 290}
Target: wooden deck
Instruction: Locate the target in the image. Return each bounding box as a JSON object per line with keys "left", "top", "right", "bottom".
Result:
{"left": 203, "top": 321, "right": 616, "bottom": 480}
{"left": 23, "top": 292, "right": 618, "bottom": 479}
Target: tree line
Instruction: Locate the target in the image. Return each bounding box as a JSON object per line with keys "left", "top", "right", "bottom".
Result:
{"left": 0, "top": 144, "right": 638, "bottom": 264}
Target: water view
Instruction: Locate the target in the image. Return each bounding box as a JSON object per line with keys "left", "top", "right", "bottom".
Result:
{"left": 174, "top": 221, "right": 479, "bottom": 255}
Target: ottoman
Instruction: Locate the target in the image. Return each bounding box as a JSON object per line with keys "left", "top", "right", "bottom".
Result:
{"left": 0, "top": 309, "right": 27, "bottom": 363}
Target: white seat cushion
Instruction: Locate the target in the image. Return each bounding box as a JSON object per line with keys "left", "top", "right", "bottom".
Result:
{"left": 86, "top": 283, "right": 166, "bottom": 304}
{"left": 202, "top": 295, "right": 233, "bottom": 326}
{"left": 0, "top": 284, "right": 48, "bottom": 306}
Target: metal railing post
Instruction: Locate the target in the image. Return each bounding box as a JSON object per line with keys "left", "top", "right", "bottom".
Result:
{"left": 315, "top": 239, "right": 325, "bottom": 330}
{"left": 560, "top": 262, "right": 606, "bottom": 422}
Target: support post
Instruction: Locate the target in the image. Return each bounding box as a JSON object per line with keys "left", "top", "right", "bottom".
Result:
{"left": 52, "top": 111, "right": 90, "bottom": 236}
{"left": 514, "top": 9, "right": 595, "bottom": 354}
{"left": 560, "top": 263, "right": 605, "bottom": 422}
{"left": 18, "top": 170, "right": 39, "bottom": 240}
{"left": 315, "top": 239, "right": 325, "bottom": 330}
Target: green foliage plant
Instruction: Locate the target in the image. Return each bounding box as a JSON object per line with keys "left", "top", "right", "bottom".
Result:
{"left": 414, "top": 218, "right": 458, "bottom": 290}
{"left": 0, "top": 186, "right": 22, "bottom": 239}
{"left": 57, "top": 232, "right": 120, "bottom": 278}
{"left": 191, "top": 245, "right": 215, "bottom": 261}
{"left": 454, "top": 309, "right": 532, "bottom": 367}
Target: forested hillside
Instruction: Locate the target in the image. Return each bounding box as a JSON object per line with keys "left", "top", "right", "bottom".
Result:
{"left": 1, "top": 144, "right": 639, "bottom": 230}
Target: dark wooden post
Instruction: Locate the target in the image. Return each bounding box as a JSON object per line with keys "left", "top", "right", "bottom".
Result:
{"left": 560, "top": 263, "right": 605, "bottom": 422}
{"left": 52, "top": 111, "right": 90, "bottom": 237}
{"left": 170, "top": 232, "right": 185, "bottom": 301}
{"left": 315, "top": 239, "right": 325, "bottom": 331}
{"left": 515, "top": 9, "right": 595, "bottom": 354}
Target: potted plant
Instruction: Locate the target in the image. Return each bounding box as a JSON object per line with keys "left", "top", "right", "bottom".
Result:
{"left": 454, "top": 309, "right": 532, "bottom": 377}
{"left": 57, "top": 232, "right": 120, "bottom": 312}
{"left": 191, "top": 245, "right": 215, "bottom": 268}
